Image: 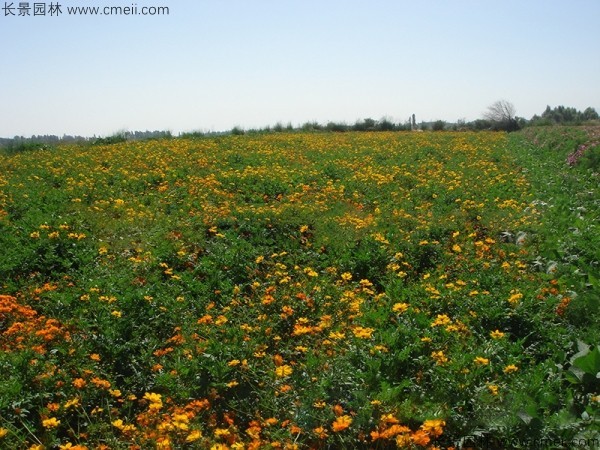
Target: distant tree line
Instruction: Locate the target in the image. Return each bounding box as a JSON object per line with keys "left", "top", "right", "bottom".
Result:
{"left": 0, "top": 130, "right": 172, "bottom": 152}
{"left": 1, "top": 106, "right": 598, "bottom": 152}
{"left": 223, "top": 104, "right": 598, "bottom": 135}
{"left": 530, "top": 105, "right": 599, "bottom": 126}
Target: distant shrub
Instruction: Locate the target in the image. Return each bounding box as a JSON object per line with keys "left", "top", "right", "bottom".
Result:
{"left": 0, "top": 140, "right": 48, "bottom": 155}
{"left": 300, "top": 121, "right": 323, "bottom": 132}
{"left": 378, "top": 118, "right": 396, "bottom": 131}
{"left": 93, "top": 132, "right": 128, "bottom": 145}
{"left": 432, "top": 120, "right": 446, "bottom": 131}
{"left": 326, "top": 121, "right": 349, "bottom": 132}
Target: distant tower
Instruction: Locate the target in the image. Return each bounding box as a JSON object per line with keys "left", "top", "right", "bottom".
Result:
{"left": 411, "top": 114, "right": 416, "bottom": 131}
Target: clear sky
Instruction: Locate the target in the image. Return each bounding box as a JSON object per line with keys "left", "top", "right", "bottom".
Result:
{"left": 1, "top": 0, "right": 599, "bottom": 137}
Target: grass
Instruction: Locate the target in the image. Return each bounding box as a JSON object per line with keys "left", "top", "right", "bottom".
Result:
{"left": 0, "top": 128, "right": 598, "bottom": 449}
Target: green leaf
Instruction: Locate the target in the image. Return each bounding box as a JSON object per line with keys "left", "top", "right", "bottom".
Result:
{"left": 588, "top": 272, "right": 599, "bottom": 288}
{"left": 564, "top": 369, "right": 583, "bottom": 384}
{"left": 573, "top": 346, "right": 600, "bottom": 376}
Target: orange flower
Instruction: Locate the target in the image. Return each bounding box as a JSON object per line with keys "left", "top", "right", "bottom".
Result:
{"left": 273, "top": 354, "right": 284, "bottom": 367}
{"left": 91, "top": 377, "right": 111, "bottom": 389}
{"left": 73, "top": 378, "right": 87, "bottom": 389}
{"left": 331, "top": 415, "right": 352, "bottom": 432}
{"left": 314, "top": 426, "right": 328, "bottom": 439}
{"left": 421, "top": 419, "right": 445, "bottom": 437}
{"left": 411, "top": 429, "right": 431, "bottom": 446}
{"left": 332, "top": 404, "right": 344, "bottom": 416}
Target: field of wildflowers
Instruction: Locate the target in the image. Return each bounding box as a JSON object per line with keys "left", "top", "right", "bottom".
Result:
{"left": 0, "top": 129, "right": 598, "bottom": 449}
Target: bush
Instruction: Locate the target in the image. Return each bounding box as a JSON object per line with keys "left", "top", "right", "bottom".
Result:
{"left": 432, "top": 120, "right": 446, "bottom": 131}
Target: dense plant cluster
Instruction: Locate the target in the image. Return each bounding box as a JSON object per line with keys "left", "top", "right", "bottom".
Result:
{"left": 0, "top": 130, "right": 598, "bottom": 449}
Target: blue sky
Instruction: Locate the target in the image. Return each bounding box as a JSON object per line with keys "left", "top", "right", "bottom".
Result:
{"left": 1, "top": 0, "right": 599, "bottom": 137}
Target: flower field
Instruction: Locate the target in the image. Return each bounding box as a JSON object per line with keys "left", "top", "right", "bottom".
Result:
{"left": 0, "top": 129, "right": 598, "bottom": 449}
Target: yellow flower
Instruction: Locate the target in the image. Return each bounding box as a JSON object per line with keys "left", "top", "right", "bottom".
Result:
{"left": 490, "top": 329, "right": 505, "bottom": 339}
{"left": 0, "top": 428, "right": 8, "bottom": 438}
{"left": 474, "top": 356, "right": 490, "bottom": 366}
{"left": 275, "top": 365, "right": 293, "bottom": 378}
{"left": 143, "top": 392, "right": 162, "bottom": 403}
{"left": 503, "top": 364, "right": 519, "bottom": 374}
{"left": 143, "top": 392, "right": 163, "bottom": 411}
{"left": 331, "top": 415, "right": 352, "bottom": 432}
{"left": 452, "top": 244, "right": 462, "bottom": 253}
{"left": 64, "top": 397, "right": 80, "bottom": 409}
{"left": 111, "top": 310, "right": 122, "bottom": 318}
{"left": 392, "top": 302, "right": 409, "bottom": 314}
{"left": 214, "top": 428, "right": 230, "bottom": 437}
{"left": 341, "top": 272, "right": 352, "bottom": 281}
{"left": 186, "top": 430, "right": 202, "bottom": 442}
{"left": 431, "top": 350, "right": 448, "bottom": 366}
{"left": 329, "top": 331, "right": 345, "bottom": 340}
{"left": 211, "top": 444, "right": 229, "bottom": 450}
{"left": 30, "top": 231, "right": 40, "bottom": 239}
{"left": 42, "top": 417, "right": 60, "bottom": 428}
{"left": 351, "top": 326, "right": 374, "bottom": 339}
{"left": 304, "top": 267, "right": 318, "bottom": 277}
{"left": 508, "top": 291, "right": 523, "bottom": 305}
{"left": 431, "top": 314, "right": 452, "bottom": 327}
{"left": 156, "top": 437, "right": 171, "bottom": 450}
{"left": 487, "top": 384, "right": 499, "bottom": 396}
{"left": 215, "top": 315, "right": 228, "bottom": 326}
